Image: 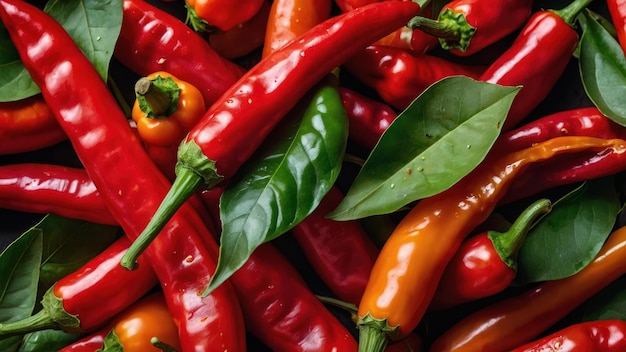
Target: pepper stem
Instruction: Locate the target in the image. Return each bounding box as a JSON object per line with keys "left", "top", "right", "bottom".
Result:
{"left": 551, "top": 0, "right": 597, "bottom": 26}
{"left": 151, "top": 337, "right": 178, "bottom": 352}
{"left": 357, "top": 313, "right": 400, "bottom": 352}
{"left": 407, "top": 8, "right": 476, "bottom": 51}
{"left": 135, "top": 75, "right": 180, "bottom": 118}
{"left": 488, "top": 198, "right": 552, "bottom": 270}
{"left": 0, "top": 310, "right": 56, "bottom": 337}
{"left": 316, "top": 295, "right": 359, "bottom": 322}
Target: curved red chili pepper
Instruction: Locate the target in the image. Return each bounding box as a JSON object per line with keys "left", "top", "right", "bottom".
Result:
{"left": 429, "top": 198, "right": 552, "bottom": 311}
{"left": 408, "top": 0, "right": 533, "bottom": 56}
{"left": 607, "top": 0, "right": 626, "bottom": 56}
{"left": 510, "top": 319, "right": 626, "bottom": 352}
{"left": 478, "top": 0, "right": 594, "bottom": 131}
{"left": 343, "top": 45, "right": 486, "bottom": 110}
{"left": 58, "top": 327, "right": 108, "bottom": 352}
{"left": 0, "top": 237, "right": 158, "bottom": 337}
{"left": 339, "top": 87, "right": 398, "bottom": 150}
{"left": 430, "top": 226, "right": 626, "bottom": 352}
{"left": 0, "top": 1, "right": 247, "bottom": 350}
{"left": 122, "top": 0, "right": 422, "bottom": 270}
{"left": 0, "top": 95, "right": 66, "bottom": 155}
{"left": 115, "top": 0, "right": 246, "bottom": 106}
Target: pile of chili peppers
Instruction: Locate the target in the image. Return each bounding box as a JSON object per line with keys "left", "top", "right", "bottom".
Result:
{"left": 3, "top": 0, "right": 626, "bottom": 351}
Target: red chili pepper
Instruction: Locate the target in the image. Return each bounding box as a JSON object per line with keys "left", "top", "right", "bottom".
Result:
{"left": 429, "top": 198, "right": 552, "bottom": 311}
{"left": 262, "top": 0, "right": 332, "bottom": 58}
{"left": 291, "top": 186, "right": 380, "bottom": 305}
{"left": 356, "top": 136, "right": 626, "bottom": 352}
{"left": 343, "top": 45, "right": 486, "bottom": 110}
{"left": 478, "top": 0, "right": 594, "bottom": 131}
{"left": 121, "top": 0, "right": 422, "bottom": 269}
{"left": 115, "top": 0, "right": 246, "bottom": 106}
{"left": 0, "top": 237, "right": 158, "bottom": 336}
{"left": 339, "top": 87, "right": 398, "bottom": 150}
{"left": 58, "top": 327, "right": 108, "bottom": 352}
{"left": 430, "top": 225, "right": 626, "bottom": 352}
{"left": 185, "top": 0, "right": 266, "bottom": 32}
{"left": 0, "top": 95, "right": 66, "bottom": 155}
{"left": 207, "top": 1, "right": 271, "bottom": 59}
{"left": 0, "top": 1, "right": 247, "bottom": 350}
{"left": 607, "top": 0, "right": 626, "bottom": 56}
{"left": 374, "top": 2, "right": 439, "bottom": 54}
{"left": 408, "top": 0, "right": 533, "bottom": 56}
{"left": 510, "top": 319, "right": 626, "bottom": 352}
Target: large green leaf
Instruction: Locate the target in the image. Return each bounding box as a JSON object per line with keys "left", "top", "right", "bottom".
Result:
{"left": 18, "top": 330, "right": 81, "bottom": 352}
{"left": 0, "top": 220, "right": 44, "bottom": 351}
{"left": 578, "top": 9, "right": 626, "bottom": 125}
{"left": 37, "top": 215, "right": 120, "bottom": 299}
{"left": 204, "top": 79, "right": 349, "bottom": 295}
{"left": 0, "top": 0, "right": 123, "bottom": 102}
{"left": 328, "top": 76, "right": 519, "bottom": 220}
{"left": 516, "top": 177, "right": 620, "bottom": 283}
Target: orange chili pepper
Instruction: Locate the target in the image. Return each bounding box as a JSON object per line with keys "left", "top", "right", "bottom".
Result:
{"left": 430, "top": 225, "right": 626, "bottom": 352}
{"left": 356, "top": 136, "right": 626, "bottom": 352}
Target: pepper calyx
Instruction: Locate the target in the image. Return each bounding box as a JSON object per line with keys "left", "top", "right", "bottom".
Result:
{"left": 437, "top": 9, "right": 476, "bottom": 52}
{"left": 357, "top": 313, "right": 399, "bottom": 352}
{"left": 184, "top": 4, "right": 219, "bottom": 34}
{"left": 41, "top": 287, "right": 81, "bottom": 332}
{"left": 135, "top": 75, "right": 181, "bottom": 118}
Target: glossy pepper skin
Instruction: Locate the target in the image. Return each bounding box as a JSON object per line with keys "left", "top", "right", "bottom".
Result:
{"left": 132, "top": 71, "right": 206, "bottom": 179}
{"left": 339, "top": 87, "right": 398, "bottom": 150}
{"left": 429, "top": 198, "right": 552, "bottom": 311}
{"left": 0, "top": 95, "right": 66, "bottom": 154}
{"left": 0, "top": 237, "right": 158, "bottom": 336}
{"left": 0, "top": 163, "right": 117, "bottom": 225}
{"left": 185, "top": 0, "right": 266, "bottom": 32}
{"left": 122, "top": 0, "right": 422, "bottom": 269}
{"left": 291, "top": 186, "right": 380, "bottom": 305}
{"left": 115, "top": 0, "right": 246, "bottom": 106}
{"left": 430, "top": 225, "right": 626, "bottom": 352}
{"left": 408, "top": 0, "right": 533, "bottom": 56}
{"left": 479, "top": 0, "right": 594, "bottom": 131}
{"left": 344, "top": 45, "right": 486, "bottom": 110}
{"left": 58, "top": 327, "right": 108, "bottom": 352}
{"left": 207, "top": 1, "right": 271, "bottom": 59}
{"left": 262, "top": 0, "right": 332, "bottom": 58}
{"left": 374, "top": 3, "right": 439, "bottom": 54}
{"left": 607, "top": 0, "right": 626, "bottom": 56}
{"left": 356, "top": 136, "right": 626, "bottom": 352}
{"left": 510, "top": 319, "right": 626, "bottom": 352}
{"left": 99, "top": 292, "right": 181, "bottom": 352}
{"left": 0, "top": 1, "right": 247, "bottom": 350}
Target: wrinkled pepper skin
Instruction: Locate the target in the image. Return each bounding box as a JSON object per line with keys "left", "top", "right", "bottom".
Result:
{"left": 115, "top": 0, "right": 246, "bottom": 106}
{"left": 344, "top": 45, "right": 485, "bottom": 110}
{"left": 510, "top": 319, "right": 626, "bottom": 352}
{"left": 0, "top": 237, "right": 158, "bottom": 337}
{"left": 0, "top": 95, "right": 66, "bottom": 155}
{"left": 479, "top": 4, "right": 583, "bottom": 131}
{"left": 124, "top": 0, "right": 422, "bottom": 268}
{"left": 607, "top": 0, "right": 626, "bottom": 56}
{"left": 430, "top": 226, "right": 626, "bottom": 352}
{"left": 186, "top": 0, "right": 266, "bottom": 32}
{"left": 356, "top": 136, "right": 626, "bottom": 352}
{"left": 0, "top": 1, "right": 247, "bottom": 350}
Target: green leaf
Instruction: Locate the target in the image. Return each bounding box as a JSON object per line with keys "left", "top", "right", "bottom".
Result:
{"left": 44, "top": 0, "right": 123, "bottom": 82}
{"left": 0, "top": 0, "right": 123, "bottom": 102}
{"left": 581, "top": 276, "right": 626, "bottom": 321}
{"left": 18, "top": 330, "right": 81, "bottom": 352}
{"left": 328, "top": 76, "right": 519, "bottom": 220}
{"left": 516, "top": 177, "right": 620, "bottom": 283}
{"left": 578, "top": 9, "right": 626, "bottom": 125}
{"left": 205, "top": 78, "right": 348, "bottom": 295}
{"left": 37, "top": 215, "right": 120, "bottom": 298}
{"left": 0, "top": 220, "right": 44, "bottom": 351}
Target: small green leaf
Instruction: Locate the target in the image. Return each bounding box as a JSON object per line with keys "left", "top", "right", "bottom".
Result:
{"left": 328, "top": 76, "right": 519, "bottom": 220}
{"left": 517, "top": 177, "right": 620, "bottom": 283}
{"left": 18, "top": 330, "right": 81, "bottom": 352}
{"left": 205, "top": 78, "right": 348, "bottom": 295}
{"left": 578, "top": 9, "right": 626, "bottom": 125}
{"left": 581, "top": 276, "right": 626, "bottom": 321}
{"left": 0, "top": 0, "right": 123, "bottom": 102}
{"left": 0, "top": 220, "right": 44, "bottom": 351}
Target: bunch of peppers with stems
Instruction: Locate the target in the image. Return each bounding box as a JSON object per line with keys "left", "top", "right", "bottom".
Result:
{"left": 119, "top": 0, "right": 422, "bottom": 276}
{"left": 429, "top": 224, "right": 626, "bottom": 351}
{"left": 355, "top": 134, "right": 626, "bottom": 352}
{"left": 0, "top": 95, "right": 66, "bottom": 155}
{"left": 0, "top": 1, "right": 249, "bottom": 350}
